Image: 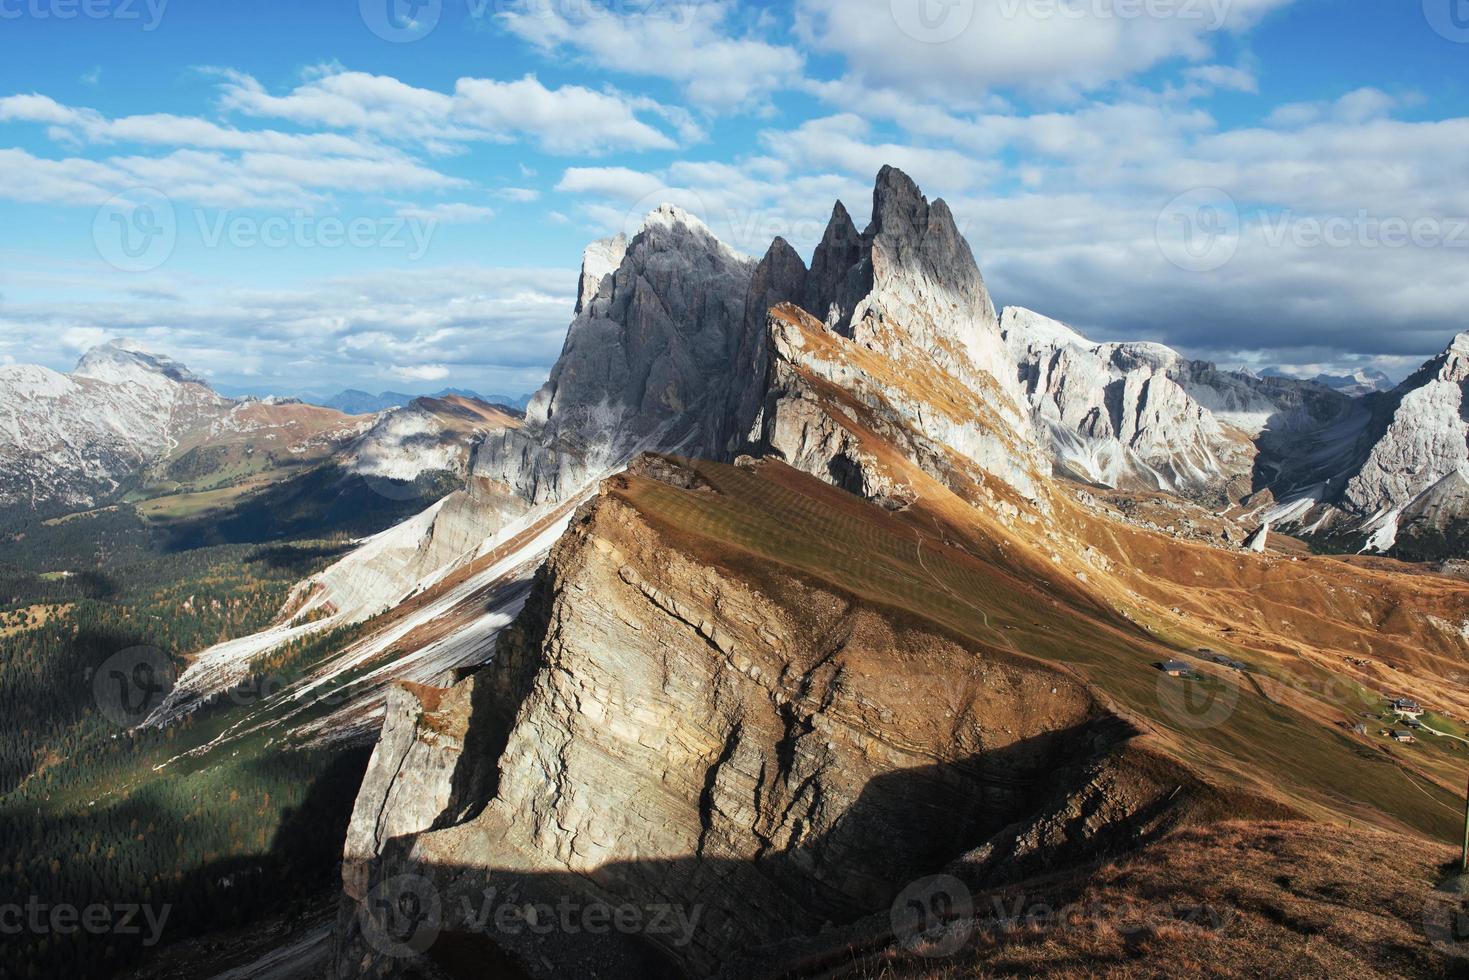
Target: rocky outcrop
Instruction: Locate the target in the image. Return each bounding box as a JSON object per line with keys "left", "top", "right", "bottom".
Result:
{"left": 1258, "top": 333, "right": 1469, "bottom": 556}
{"left": 1002, "top": 307, "right": 1253, "bottom": 502}
{"left": 332, "top": 458, "right": 1174, "bottom": 979}
{"left": 347, "top": 395, "right": 520, "bottom": 485}
{"left": 342, "top": 679, "right": 505, "bottom": 902}
{"left": 754, "top": 304, "right": 1048, "bottom": 505}
{"left": 472, "top": 207, "right": 757, "bottom": 506}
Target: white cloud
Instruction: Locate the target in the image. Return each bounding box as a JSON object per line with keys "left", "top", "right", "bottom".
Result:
{"left": 0, "top": 265, "right": 580, "bottom": 395}
{"left": 396, "top": 203, "right": 497, "bottom": 223}
{"left": 0, "top": 92, "right": 463, "bottom": 209}
{"left": 1265, "top": 87, "right": 1400, "bottom": 128}
{"left": 796, "top": 0, "right": 1295, "bottom": 102}
{"left": 1183, "top": 64, "right": 1258, "bottom": 94}
{"left": 760, "top": 115, "right": 997, "bottom": 193}
{"left": 453, "top": 75, "right": 676, "bottom": 153}
{"left": 557, "top": 167, "right": 668, "bottom": 200}
{"left": 217, "top": 69, "right": 683, "bottom": 155}
{"left": 495, "top": 0, "right": 804, "bottom": 110}
{"left": 393, "top": 363, "right": 450, "bottom": 381}
{"left": 0, "top": 93, "right": 396, "bottom": 158}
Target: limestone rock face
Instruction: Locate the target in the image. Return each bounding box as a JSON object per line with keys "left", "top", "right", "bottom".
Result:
{"left": 342, "top": 681, "right": 486, "bottom": 902}
{"left": 754, "top": 304, "right": 1048, "bottom": 505}
{"left": 332, "top": 459, "right": 1165, "bottom": 979}
{"left": 1002, "top": 307, "right": 1252, "bottom": 501}
{"left": 811, "top": 167, "right": 1023, "bottom": 421}
{"left": 1344, "top": 334, "right": 1469, "bottom": 519}
{"left": 803, "top": 200, "right": 867, "bottom": 334}
{"left": 575, "top": 233, "right": 627, "bottom": 314}
{"left": 1258, "top": 333, "right": 1469, "bottom": 556}
{"left": 473, "top": 207, "right": 757, "bottom": 505}
{"left": 721, "top": 237, "right": 811, "bottom": 457}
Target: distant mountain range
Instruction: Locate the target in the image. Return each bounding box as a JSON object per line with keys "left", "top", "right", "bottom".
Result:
{"left": 0, "top": 342, "right": 524, "bottom": 514}
{"left": 1260, "top": 366, "right": 1396, "bottom": 397}
{"left": 313, "top": 388, "right": 533, "bottom": 415}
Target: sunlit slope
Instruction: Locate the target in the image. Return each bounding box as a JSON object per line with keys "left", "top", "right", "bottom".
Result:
{"left": 614, "top": 458, "right": 1465, "bottom": 843}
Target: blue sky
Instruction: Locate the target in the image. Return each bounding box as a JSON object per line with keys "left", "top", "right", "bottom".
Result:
{"left": 0, "top": 0, "right": 1466, "bottom": 397}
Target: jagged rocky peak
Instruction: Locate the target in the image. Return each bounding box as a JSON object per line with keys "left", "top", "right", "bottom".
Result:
{"left": 473, "top": 203, "right": 758, "bottom": 505}
{"left": 574, "top": 233, "right": 627, "bottom": 314}
{"left": 866, "top": 165, "right": 996, "bottom": 323}
{"left": 840, "top": 167, "right": 1018, "bottom": 408}
{"left": 1421, "top": 333, "right": 1469, "bottom": 387}
{"left": 804, "top": 199, "right": 866, "bottom": 332}
{"left": 529, "top": 203, "right": 755, "bottom": 431}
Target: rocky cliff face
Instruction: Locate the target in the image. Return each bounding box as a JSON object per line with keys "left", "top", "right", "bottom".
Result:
{"left": 1255, "top": 333, "right": 1469, "bottom": 556}
{"left": 1002, "top": 308, "right": 1248, "bottom": 502}
{"left": 472, "top": 207, "right": 757, "bottom": 506}
{"left": 1343, "top": 334, "right": 1469, "bottom": 521}
{"left": 333, "top": 458, "right": 1196, "bottom": 979}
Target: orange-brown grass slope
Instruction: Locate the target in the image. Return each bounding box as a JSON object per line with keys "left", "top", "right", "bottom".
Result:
{"left": 832, "top": 819, "right": 1463, "bottom": 980}
{"left": 614, "top": 458, "right": 1467, "bottom": 844}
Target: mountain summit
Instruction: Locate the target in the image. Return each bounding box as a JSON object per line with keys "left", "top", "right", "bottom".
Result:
{"left": 72, "top": 338, "right": 209, "bottom": 388}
